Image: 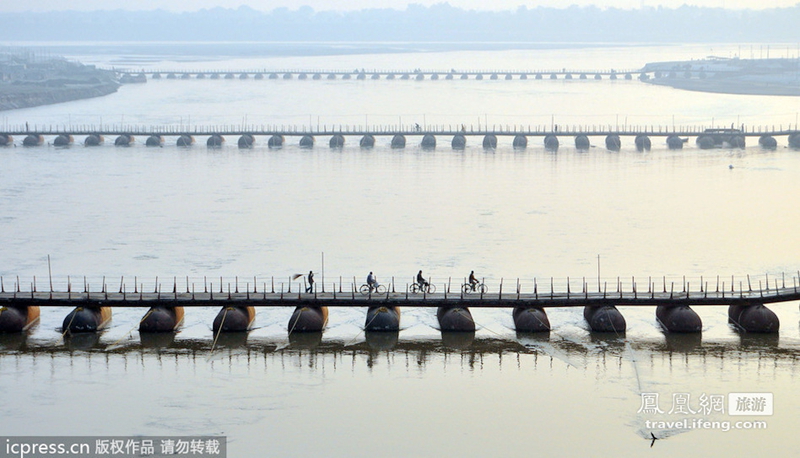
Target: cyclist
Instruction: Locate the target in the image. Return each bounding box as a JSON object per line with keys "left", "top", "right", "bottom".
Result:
{"left": 416, "top": 270, "right": 429, "bottom": 288}
{"left": 367, "top": 272, "right": 379, "bottom": 291}
{"left": 468, "top": 271, "right": 479, "bottom": 291}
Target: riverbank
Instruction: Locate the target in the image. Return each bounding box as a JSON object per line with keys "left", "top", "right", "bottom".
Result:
{"left": 0, "top": 54, "right": 120, "bottom": 111}
{"left": 0, "top": 81, "right": 120, "bottom": 110}
{"left": 641, "top": 57, "right": 800, "bottom": 96}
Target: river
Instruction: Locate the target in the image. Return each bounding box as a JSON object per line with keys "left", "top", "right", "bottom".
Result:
{"left": 0, "top": 42, "right": 798, "bottom": 457}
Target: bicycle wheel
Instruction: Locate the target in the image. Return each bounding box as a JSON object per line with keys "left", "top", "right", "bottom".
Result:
{"left": 376, "top": 284, "right": 387, "bottom": 294}
{"left": 359, "top": 284, "right": 371, "bottom": 295}
{"left": 426, "top": 284, "right": 436, "bottom": 294}
{"left": 477, "top": 284, "right": 488, "bottom": 294}
{"left": 410, "top": 283, "right": 420, "bottom": 294}
{"left": 461, "top": 284, "right": 471, "bottom": 294}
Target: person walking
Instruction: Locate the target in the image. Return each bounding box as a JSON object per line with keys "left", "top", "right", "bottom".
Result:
{"left": 306, "top": 270, "right": 314, "bottom": 293}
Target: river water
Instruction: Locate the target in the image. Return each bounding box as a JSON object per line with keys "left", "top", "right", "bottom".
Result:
{"left": 1, "top": 42, "right": 799, "bottom": 457}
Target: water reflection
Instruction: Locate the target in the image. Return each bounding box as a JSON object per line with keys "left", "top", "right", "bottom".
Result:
{"left": 2, "top": 334, "right": 796, "bottom": 369}
{"left": 288, "top": 331, "right": 322, "bottom": 349}
{"left": 0, "top": 332, "right": 27, "bottom": 351}
{"left": 213, "top": 331, "right": 248, "bottom": 349}
{"left": 139, "top": 331, "right": 177, "bottom": 349}
{"left": 63, "top": 332, "right": 101, "bottom": 351}
{"left": 440, "top": 331, "right": 475, "bottom": 350}
{"left": 365, "top": 331, "right": 399, "bottom": 351}
{"left": 663, "top": 332, "right": 703, "bottom": 353}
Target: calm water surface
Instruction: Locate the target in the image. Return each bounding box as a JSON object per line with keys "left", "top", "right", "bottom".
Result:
{"left": 1, "top": 42, "right": 799, "bottom": 457}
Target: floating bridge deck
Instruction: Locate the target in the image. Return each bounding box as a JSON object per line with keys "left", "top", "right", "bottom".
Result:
{"left": 3, "top": 125, "right": 800, "bottom": 151}
{"left": 3, "top": 274, "right": 800, "bottom": 308}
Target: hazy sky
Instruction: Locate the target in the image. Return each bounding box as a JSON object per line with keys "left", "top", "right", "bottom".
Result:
{"left": 3, "top": 0, "right": 797, "bottom": 12}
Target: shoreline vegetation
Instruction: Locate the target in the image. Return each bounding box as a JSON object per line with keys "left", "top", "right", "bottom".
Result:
{"left": 0, "top": 53, "right": 119, "bottom": 111}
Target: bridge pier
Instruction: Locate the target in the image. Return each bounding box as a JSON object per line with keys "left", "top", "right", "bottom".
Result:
{"left": 583, "top": 305, "right": 626, "bottom": 332}
{"left": 146, "top": 135, "right": 164, "bottom": 147}
{"left": 176, "top": 135, "right": 194, "bottom": 147}
{"left": 84, "top": 134, "right": 104, "bottom": 146}
{"left": 238, "top": 134, "right": 255, "bottom": 148}
{"left": 421, "top": 134, "right": 436, "bottom": 149}
{"left": 789, "top": 133, "right": 800, "bottom": 149}
{"left": 299, "top": 135, "right": 314, "bottom": 148}
{"left": 656, "top": 305, "right": 702, "bottom": 333}
{"left": 0, "top": 306, "right": 40, "bottom": 333}
{"left": 288, "top": 306, "right": 328, "bottom": 333}
{"left": 728, "top": 304, "right": 779, "bottom": 333}
{"left": 139, "top": 306, "right": 184, "bottom": 333}
{"left": 605, "top": 134, "right": 621, "bottom": 151}
{"left": 62, "top": 306, "right": 112, "bottom": 334}
{"left": 391, "top": 134, "right": 406, "bottom": 149}
{"left": 666, "top": 135, "right": 683, "bottom": 149}
{"left": 483, "top": 134, "right": 497, "bottom": 149}
{"left": 365, "top": 306, "right": 400, "bottom": 332}
{"left": 360, "top": 134, "right": 375, "bottom": 148}
{"left": 575, "top": 135, "right": 590, "bottom": 150}
{"left": 512, "top": 306, "right": 550, "bottom": 332}
{"left": 759, "top": 135, "right": 777, "bottom": 150}
{"left": 697, "top": 135, "right": 715, "bottom": 149}
{"left": 437, "top": 306, "right": 475, "bottom": 332}
{"left": 544, "top": 135, "right": 559, "bottom": 151}
{"left": 213, "top": 306, "right": 256, "bottom": 333}
{"left": 451, "top": 134, "right": 466, "bottom": 150}
{"left": 53, "top": 134, "right": 73, "bottom": 147}
{"left": 23, "top": 135, "right": 43, "bottom": 147}
{"left": 635, "top": 134, "right": 651, "bottom": 152}
{"left": 207, "top": 135, "right": 225, "bottom": 148}
{"left": 268, "top": 135, "right": 284, "bottom": 148}
{"left": 0, "top": 134, "right": 12, "bottom": 146}
{"left": 114, "top": 134, "right": 133, "bottom": 146}
{"left": 513, "top": 134, "right": 528, "bottom": 149}
{"left": 329, "top": 134, "right": 345, "bottom": 148}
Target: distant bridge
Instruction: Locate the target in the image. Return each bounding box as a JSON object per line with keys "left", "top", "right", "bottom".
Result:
{"left": 116, "top": 68, "right": 647, "bottom": 83}
{"left": 114, "top": 67, "right": 753, "bottom": 84}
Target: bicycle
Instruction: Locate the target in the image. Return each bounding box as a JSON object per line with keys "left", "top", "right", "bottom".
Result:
{"left": 462, "top": 282, "right": 488, "bottom": 294}
{"left": 359, "top": 283, "right": 387, "bottom": 295}
{"left": 410, "top": 282, "right": 436, "bottom": 294}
